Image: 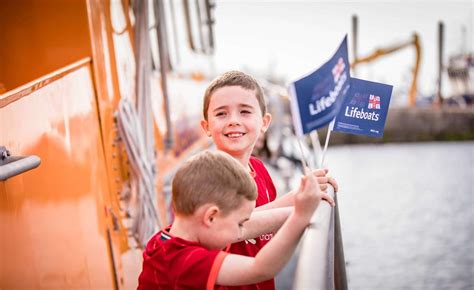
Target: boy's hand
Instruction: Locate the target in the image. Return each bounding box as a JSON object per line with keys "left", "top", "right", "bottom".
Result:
{"left": 294, "top": 168, "right": 335, "bottom": 222}
{"left": 313, "top": 168, "right": 339, "bottom": 193}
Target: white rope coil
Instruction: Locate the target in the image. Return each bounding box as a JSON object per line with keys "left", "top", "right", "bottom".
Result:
{"left": 116, "top": 97, "right": 162, "bottom": 247}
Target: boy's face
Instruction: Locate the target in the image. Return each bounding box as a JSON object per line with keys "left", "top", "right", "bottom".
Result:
{"left": 204, "top": 198, "right": 255, "bottom": 250}
{"left": 201, "top": 86, "right": 271, "bottom": 158}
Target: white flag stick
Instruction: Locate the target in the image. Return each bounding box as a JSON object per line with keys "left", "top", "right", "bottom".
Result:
{"left": 310, "top": 131, "right": 323, "bottom": 169}
{"left": 321, "top": 119, "right": 335, "bottom": 167}
{"left": 297, "top": 137, "right": 311, "bottom": 174}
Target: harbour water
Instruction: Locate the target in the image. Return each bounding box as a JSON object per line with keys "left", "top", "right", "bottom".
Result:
{"left": 275, "top": 141, "right": 473, "bottom": 289}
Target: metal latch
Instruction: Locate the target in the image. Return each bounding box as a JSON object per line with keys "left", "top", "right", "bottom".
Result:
{"left": 0, "top": 146, "right": 41, "bottom": 181}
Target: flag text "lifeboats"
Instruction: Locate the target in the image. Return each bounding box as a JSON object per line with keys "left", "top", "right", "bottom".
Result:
{"left": 344, "top": 106, "right": 380, "bottom": 121}
{"left": 309, "top": 72, "right": 347, "bottom": 116}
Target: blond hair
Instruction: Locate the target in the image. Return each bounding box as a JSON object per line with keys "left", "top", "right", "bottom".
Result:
{"left": 202, "top": 70, "right": 266, "bottom": 120}
{"left": 172, "top": 150, "right": 257, "bottom": 216}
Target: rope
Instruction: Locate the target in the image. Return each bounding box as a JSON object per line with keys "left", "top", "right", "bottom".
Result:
{"left": 116, "top": 97, "right": 162, "bottom": 247}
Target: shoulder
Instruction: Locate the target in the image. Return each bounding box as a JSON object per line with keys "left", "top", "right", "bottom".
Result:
{"left": 159, "top": 238, "right": 224, "bottom": 273}
{"left": 176, "top": 247, "right": 228, "bottom": 289}
{"left": 140, "top": 233, "right": 227, "bottom": 289}
{"left": 249, "top": 156, "right": 272, "bottom": 179}
{"left": 142, "top": 228, "right": 207, "bottom": 263}
{"left": 249, "top": 156, "right": 277, "bottom": 200}
{"left": 249, "top": 156, "right": 266, "bottom": 170}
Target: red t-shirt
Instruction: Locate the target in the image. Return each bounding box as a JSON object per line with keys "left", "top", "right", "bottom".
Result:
{"left": 227, "top": 156, "right": 277, "bottom": 290}
{"left": 138, "top": 227, "right": 228, "bottom": 290}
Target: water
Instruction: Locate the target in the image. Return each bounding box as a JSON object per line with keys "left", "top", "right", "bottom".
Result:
{"left": 275, "top": 141, "right": 474, "bottom": 289}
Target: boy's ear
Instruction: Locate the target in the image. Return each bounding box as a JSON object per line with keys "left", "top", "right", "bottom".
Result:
{"left": 203, "top": 205, "right": 220, "bottom": 227}
{"left": 200, "top": 119, "right": 211, "bottom": 137}
{"left": 261, "top": 113, "right": 272, "bottom": 133}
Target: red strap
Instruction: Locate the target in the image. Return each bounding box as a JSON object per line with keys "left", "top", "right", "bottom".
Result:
{"left": 206, "top": 251, "right": 228, "bottom": 290}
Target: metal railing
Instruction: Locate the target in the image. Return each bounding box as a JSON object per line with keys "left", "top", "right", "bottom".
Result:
{"left": 293, "top": 187, "right": 347, "bottom": 290}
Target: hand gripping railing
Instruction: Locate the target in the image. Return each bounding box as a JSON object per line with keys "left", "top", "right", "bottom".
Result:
{"left": 293, "top": 187, "right": 347, "bottom": 290}
{"left": 0, "top": 146, "right": 41, "bottom": 181}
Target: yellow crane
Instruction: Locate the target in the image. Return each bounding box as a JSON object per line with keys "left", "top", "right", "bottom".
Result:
{"left": 351, "top": 15, "right": 421, "bottom": 107}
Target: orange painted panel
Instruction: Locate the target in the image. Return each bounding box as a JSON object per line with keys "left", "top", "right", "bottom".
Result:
{"left": 0, "top": 0, "right": 91, "bottom": 91}
{"left": 0, "top": 63, "right": 115, "bottom": 289}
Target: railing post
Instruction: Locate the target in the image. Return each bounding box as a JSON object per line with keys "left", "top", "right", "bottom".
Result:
{"left": 334, "top": 193, "right": 348, "bottom": 290}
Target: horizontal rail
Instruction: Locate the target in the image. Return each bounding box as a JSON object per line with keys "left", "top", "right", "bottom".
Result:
{"left": 293, "top": 187, "right": 347, "bottom": 290}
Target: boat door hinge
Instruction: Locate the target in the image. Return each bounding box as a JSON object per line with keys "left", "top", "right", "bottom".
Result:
{"left": 108, "top": 207, "right": 121, "bottom": 232}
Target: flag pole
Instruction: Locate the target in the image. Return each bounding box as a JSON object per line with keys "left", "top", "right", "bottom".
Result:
{"left": 296, "top": 137, "right": 310, "bottom": 174}
{"left": 310, "top": 131, "right": 323, "bottom": 169}
{"left": 320, "top": 119, "right": 335, "bottom": 167}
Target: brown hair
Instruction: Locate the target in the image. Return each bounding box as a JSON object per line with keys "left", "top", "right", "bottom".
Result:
{"left": 202, "top": 70, "right": 266, "bottom": 120}
{"left": 172, "top": 150, "right": 257, "bottom": 216}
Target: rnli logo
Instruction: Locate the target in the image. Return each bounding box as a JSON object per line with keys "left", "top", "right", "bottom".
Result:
{"left": 368, "top": 95, "right": 381, "bottom": 109}
{"left": 332, "top": 57, "right": 345, "bottom": 83}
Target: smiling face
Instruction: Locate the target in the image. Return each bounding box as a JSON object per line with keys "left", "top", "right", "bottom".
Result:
{"left": 201, "top": 86, "right": 271, "bottom": 161}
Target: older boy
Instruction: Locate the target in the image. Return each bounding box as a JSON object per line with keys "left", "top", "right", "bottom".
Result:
{"left": 137, "top": 150, "right": 332, "bottom": 289}
{"left": 200, "top": 71, "right": 338, "bottom": 289}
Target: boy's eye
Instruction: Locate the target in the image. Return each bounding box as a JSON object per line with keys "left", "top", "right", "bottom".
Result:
{"left": 215, "top": 112, "right": 226, "bottom": 117}
{"left": 241, "top": 110, "right": 251, "bottom": 114}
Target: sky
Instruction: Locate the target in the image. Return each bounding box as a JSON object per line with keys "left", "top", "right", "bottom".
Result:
{"left": 213, "top": 0, "right": 473, "bottom": 102}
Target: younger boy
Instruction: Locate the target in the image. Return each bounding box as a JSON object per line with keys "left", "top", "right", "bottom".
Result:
{"left": 137, "top": 150, "right": 332, "bottom": 289}
{"left": 200, "top": 71, "right": 338, "bottom": 289}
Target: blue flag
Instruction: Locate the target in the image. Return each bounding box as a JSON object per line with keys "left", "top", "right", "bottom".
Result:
{"left": 333, "top": 78, "right": 393, "bottom": 138}
{"left": 289, "top": 35, "right": 350, "bottom": 136}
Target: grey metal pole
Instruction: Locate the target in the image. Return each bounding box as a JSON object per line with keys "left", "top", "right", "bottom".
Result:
{"left": 352, "top": 15, "right": 358, "bottom": 76}
{"left": 334, "top": 193, "right": 348, "bottom": 290}
{"left": 293, "top": 188, "right": 335, "bottom": 290}
{"left": 436, "top": 21, "right": 444, "bottom": 106}
{"left": 293, "top": 186, "right": 348, "bottom": 290}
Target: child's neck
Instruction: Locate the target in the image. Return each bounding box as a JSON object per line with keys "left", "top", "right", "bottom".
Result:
{"left": 169, "top": 216, "right": 200, "bottom": 243}
{"left": 221, "top": 150, "right": 251, "bottom": 169}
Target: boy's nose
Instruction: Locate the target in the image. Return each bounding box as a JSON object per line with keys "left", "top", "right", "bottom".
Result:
{"left": 227, "top": 114, "right": 241, "bottom": 126}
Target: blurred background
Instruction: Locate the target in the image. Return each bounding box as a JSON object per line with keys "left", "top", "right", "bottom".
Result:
{"left": 214, "top": 0, "right": 472, "bottom": 104}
